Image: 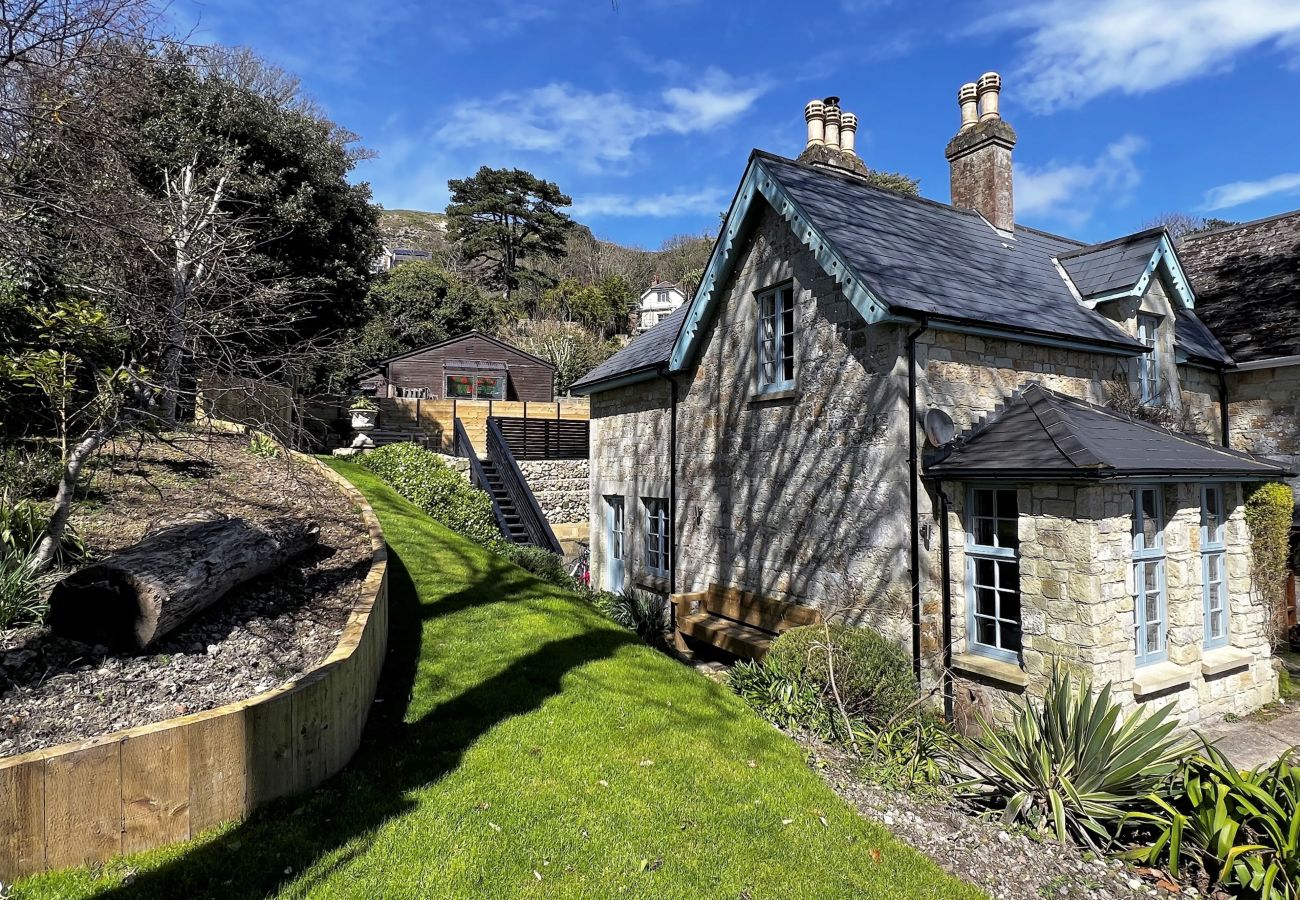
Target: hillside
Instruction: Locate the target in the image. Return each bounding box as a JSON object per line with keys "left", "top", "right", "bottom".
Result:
{"left": 377, "top": 207, "right": 714, "bottom": 294}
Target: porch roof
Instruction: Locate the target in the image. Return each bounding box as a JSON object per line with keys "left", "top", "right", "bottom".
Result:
{"left": 925, "top": 382, "right": 1294, "bottom": 481}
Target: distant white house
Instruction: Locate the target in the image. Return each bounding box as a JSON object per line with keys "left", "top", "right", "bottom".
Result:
{"left": 373, "top": 246, "right": 433, "bottom": 273}
{"left": 637, "top": 280, "right": 687, "bottom": 332}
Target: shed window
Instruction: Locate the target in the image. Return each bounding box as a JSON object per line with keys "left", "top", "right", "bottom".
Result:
{"left": 446, "top": 374, "right": 505, "bottom": 400}
{"left": 1201, "top": 485, "right": 1228, "bottom": 648}
{"left": 756, "top": 284, "right": 796, "bottom": 392}
{"left": 644, "top": 497, "right": 669, "bottom": 578}
{"left": 966, "top": 487, "right": 1021, "bottom": 662}
{"left": 1133, "top": 486, "right": 1167, "bottom": 666}
{"left": 1136, "top": 314, "right": 1162, "bottom": 404}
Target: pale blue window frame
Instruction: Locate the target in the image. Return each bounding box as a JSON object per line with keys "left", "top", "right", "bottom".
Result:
{"left": 1201, "top": 484, "right": 1229, "bottom": 649}
{"left": 756, "top": 283, "right": 796, "bottom": 393}
{"left": 965, "top": 486, "right": 1022, "bottom": 664}
{"left": 1133, "top": 486, "right": 1168, "bottom": 666}
{"left": 1136, "top": 313, "right": 1162, "bottom": 404}
{"left": 643, "top": 497, "right": 669, "bottom": 578}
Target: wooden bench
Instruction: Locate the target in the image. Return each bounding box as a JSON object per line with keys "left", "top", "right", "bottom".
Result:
{"left": 671, "top": 584, "right": 822, "bottom": 660}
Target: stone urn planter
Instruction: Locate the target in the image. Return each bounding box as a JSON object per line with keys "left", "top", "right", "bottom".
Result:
{"left": 350, "top": 407, "right": 379, "bottom": 430}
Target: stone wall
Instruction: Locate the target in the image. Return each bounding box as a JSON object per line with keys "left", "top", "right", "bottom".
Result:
{"left": 1229, "top": 364, "right": 1300, "bottom": 504}
{"left": 946, "top": 480, "right": 1275, "bottom": 730}
{"left": 519, "top": 459, "right": 589, "bottom": 525}
{"left": 587, "top": 195, "right": 1272, "bottom": 725}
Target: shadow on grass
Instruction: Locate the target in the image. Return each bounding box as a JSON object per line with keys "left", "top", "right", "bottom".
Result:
{"left": 90, "top": 520, "right": 636, "bottom": 900}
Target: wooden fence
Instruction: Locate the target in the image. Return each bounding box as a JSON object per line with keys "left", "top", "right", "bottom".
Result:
{"left": 0, "top": 456, "right": 389, "bottom": 881}
{"left": 377, "top": 397, "right": 589, "bottom": 456}
{"left": 492, "top": 416, "right": 589, "bottom": 460}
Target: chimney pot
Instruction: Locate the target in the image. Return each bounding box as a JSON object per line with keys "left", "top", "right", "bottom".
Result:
{"left": 977, "top": 71, "right": 1002, "bottom": 121}
{"left": 958, "top": 82, "right": 979, "bottom": 132}
{"left": 839, "top": 112, "right": 858, "bottom": 157}
{"left": 804, "top": 99, "right": 825, "bottom": 148}
{"left": 823, "top": 103, "right": 841, "bottom": 149}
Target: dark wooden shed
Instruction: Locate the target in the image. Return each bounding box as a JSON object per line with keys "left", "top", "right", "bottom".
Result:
{"left": 377, "top": 332, "right": 556, "bottom": 402}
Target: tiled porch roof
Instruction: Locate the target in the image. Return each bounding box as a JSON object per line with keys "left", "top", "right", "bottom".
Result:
{"left": 925, "top": 383, "right": 1294, "bottom": 481}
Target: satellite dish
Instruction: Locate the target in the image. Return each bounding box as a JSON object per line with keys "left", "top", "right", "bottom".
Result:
{"left": 924, "top": 408, "right": 956, "bottom": 447}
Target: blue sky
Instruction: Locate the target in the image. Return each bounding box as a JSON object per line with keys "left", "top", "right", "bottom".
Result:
{"left": 179, "top": 0, "right": 1300, "bottom": 248}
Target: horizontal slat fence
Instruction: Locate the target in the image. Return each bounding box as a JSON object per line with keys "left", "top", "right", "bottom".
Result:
{"left": 377, "top": 398, "right": 589, "bottom": 457}
{"left": 491, "top": 416, "right": 589, "bottom": 460}
{"left": 0, "top": 454, "right": 389, "bottom": 882}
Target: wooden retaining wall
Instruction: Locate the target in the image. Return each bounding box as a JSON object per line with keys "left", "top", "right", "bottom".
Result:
{"left": 0, "top": 457, "right": 389, "bottom": 881}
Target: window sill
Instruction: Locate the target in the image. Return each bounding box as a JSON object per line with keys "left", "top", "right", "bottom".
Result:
{"left": 951, "top": 652, "right": 1027, "bottom": 689}
{"left": 636, "top": 575, "right": 670, "bottom": 593}
{"left": 749, "top": 387, "right": 800, "bottom": 404}
{"left": 1201, "top": 646, "right": 1253, "bottom": 678}
{"left": 1133, "top": 661, "right": 1193, "bottom": 697}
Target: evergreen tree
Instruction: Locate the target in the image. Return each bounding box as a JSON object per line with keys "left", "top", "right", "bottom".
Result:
{"left": 445, "top": 167, "right": 574, "bottom": 301}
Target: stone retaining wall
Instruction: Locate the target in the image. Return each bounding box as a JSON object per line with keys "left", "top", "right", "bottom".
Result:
{"left": 519, "top": 459, "right": 589, "bottom": 525}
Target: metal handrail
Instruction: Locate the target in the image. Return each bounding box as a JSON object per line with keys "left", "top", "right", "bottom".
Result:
{"left": 487, "top": 417, "right": 562, "bottom": 553}
{"left": 454, "top": 417, "right": 514, "bottom": 541}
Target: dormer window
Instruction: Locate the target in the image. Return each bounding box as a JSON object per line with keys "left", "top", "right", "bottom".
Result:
{"left": 756, "top": 284, "right": 796, "bottom": 392}
{"left": 1136, "top": 313, "right": 1162, "bottom": 404}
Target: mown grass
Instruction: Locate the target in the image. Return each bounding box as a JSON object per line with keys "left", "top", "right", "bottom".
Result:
{"left": 15, "top": 461, "right": 983, "bottom": 899}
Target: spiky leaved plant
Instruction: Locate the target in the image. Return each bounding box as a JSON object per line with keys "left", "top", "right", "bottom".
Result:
{"left": 956, "top": 665, "right": 1192, "bottom": 849}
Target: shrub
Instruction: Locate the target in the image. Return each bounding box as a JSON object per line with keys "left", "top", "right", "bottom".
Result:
{"left": 504, "top": 544, "right": 576, "bottom": 590}
{"left": 728, "top": 658, "right": 840, "bottom": 738}
{"left": 0, "top": 501, "right": 51, "bottom": 629}
{"left": 0, "top": 444, "right": 63, "bottom": 499}
{"left": 1245, "top": 482, "right": 1294, "bottom": 643}
{"left": 855, "top": 714, "right": 958, "bottom": 795}
{"left": 766, "top": 623, "right": 916, "bottom": 727}
{"left": 246, "top": 433, "right": 278, "bottom": 459}
{"left": 359, "top": 443, "right": 505, "bottom": 552}
{"left": 956, "top": 666, "right": 1190, "bottom": 850}
{"left": 1122, "top": 740, "right": 1300, "bottom": 898}
{"left": 591, "top": 589, "right": 669, "bottom": 648}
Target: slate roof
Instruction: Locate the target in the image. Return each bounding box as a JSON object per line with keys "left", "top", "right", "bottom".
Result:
{"left": 570, "top": 304, "right": 689, "bottom": 392}
{"left": 755, "top": 153, "right": 1144, "bottom": 352}
{"left": 926, "top": 383, "right": 1293, "bottom": 480}
{"left": 1179, "top": 210, "right": 1300, "bottom": 363}
{"left": 1057, "top": 228, "right": 1164, "bottom": 299}
{"left": 570, "top": 152, "right": 1233, "bottom": 392}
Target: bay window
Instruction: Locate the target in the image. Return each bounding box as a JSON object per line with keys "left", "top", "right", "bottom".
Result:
{"left": 966, "top": 487, "right": 1021, "bottom": 662}
{"left": 1133, "top": 486, "right": 1167, "bottom": 665}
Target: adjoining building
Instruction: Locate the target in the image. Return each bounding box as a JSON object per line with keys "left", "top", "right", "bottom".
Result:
{"left": 571, "top": 78, "right": 1294, "bottom": 729}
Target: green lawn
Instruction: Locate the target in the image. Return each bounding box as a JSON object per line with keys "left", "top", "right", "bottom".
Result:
{"left": 16, "top": 462, "right": 983, "bottom": 899}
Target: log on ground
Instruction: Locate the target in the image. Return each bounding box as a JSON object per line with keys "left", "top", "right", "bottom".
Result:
{"left": 48, "top": 510, "right": 320, "bottom": 650}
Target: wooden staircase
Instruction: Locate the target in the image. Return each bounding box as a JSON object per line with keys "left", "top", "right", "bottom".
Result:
{"left": 478, "top": 457, "right": 529, "bottom": 544}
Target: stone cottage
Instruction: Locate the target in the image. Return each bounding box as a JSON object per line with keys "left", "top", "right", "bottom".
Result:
{"left": 570, "top": 76, "right": 1294, "bottom": 727}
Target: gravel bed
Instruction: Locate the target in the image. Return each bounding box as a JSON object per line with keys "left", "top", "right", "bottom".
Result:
{"left": 806, "top": 739, "right": 1209, "bottom": 900}
{"left": 0, "top": 434, "right": 371, "bottom": 758}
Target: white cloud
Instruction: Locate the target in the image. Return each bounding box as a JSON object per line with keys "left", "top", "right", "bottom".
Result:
{"left": 1202, "top": 172, "right": 1300, "bottom": 210}
{"left": 571, "top": 187, "right": 727, "bottom": 219}
{"left": 1015, "top": 136, "right": 1146, "bottom": 227}
{"left": 435, "top": 69, "right": 763, "bottom": 171}
{"left": 977, "top": 0, "right": 1300, "bottom": 111}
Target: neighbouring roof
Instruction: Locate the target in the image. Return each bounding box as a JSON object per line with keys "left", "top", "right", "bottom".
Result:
{"left": 1173, "top": 307, "right": 1232, "bottom": 367}
{"left": 570, "top": 304, "right": 688, "bottom": 393}
{"left": 377, "top": 331, "right": 556, "bottom": 371}
{"left": 926, "top": 383, "right": 1293, "bottom": 481}
{"left": 1057, "top": 228, "right": 1166, "bottom": 299}
{"left": 1179, "top": 210, "right": 1300, "bottom": 363}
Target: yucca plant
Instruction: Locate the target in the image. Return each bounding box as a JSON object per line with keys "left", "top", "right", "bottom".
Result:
{"left": 956, "top": 665, "right": 1191, "bottom": 849}
{"left": 1123, "top": 740, "right": 1300, "bottom": 898}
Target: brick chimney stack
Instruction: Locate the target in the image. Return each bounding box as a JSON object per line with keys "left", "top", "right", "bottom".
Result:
{"left": 945, "top": 72, "right": 1017, "bottom": 232}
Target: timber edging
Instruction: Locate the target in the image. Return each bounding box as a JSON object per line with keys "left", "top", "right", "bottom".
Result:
{"left": 0, "top": 453, "right": 390, "bottom": 881}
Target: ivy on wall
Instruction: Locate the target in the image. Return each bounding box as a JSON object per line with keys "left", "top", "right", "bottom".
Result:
{"left": 1244, "top": 482, "right": 1295, "bottom": 642}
